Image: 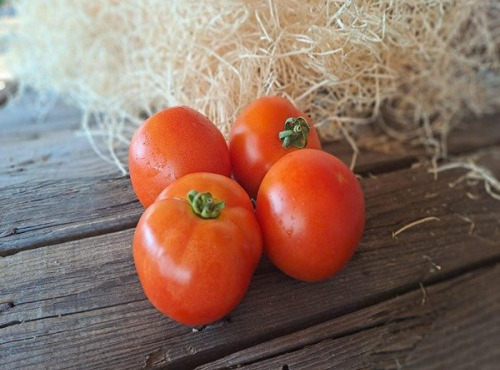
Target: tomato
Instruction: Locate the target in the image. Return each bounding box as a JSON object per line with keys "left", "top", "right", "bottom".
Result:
{"left": 133, "top": 173, "right": 262, "bottom": 326}
{"left": 255, "top": 149, "right": 365, "bottom": 282}
{"left": 229, "top": 96, "right": 322, "bottom": 199}
{"left": 129, "top": 107, "right": 231, "bottom": 207}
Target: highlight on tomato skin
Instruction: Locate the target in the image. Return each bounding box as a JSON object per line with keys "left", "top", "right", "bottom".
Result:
{"left": 133, "top": 172, "right": 263, "bottom": 326}
{"left": 128, "top": 106, "right": 231, "bottom": 208}
{"left": 255, "top": 149, "right": 365, "bottom": 282}
{"left": 229, "top": 96, "right": 322, "bottom": 199}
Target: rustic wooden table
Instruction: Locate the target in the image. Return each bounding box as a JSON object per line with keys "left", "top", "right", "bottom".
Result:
{"left": 1, "top": 91, "right": 499, "bottom": 369}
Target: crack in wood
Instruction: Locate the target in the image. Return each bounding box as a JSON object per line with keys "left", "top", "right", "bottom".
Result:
{"left": 0, "top": 218, "right": 139, "bottom": 257}
{"left": 0, "top": 320, "right": 22, "bottom": 330}
{"left": 192, "top": 316, "right": 232, "bottom": 334}
{"left": 7, "top": 221, "right": 74, "bottom": 235}
{"left": 1, "top": 298, "right": 148, "bottom": 344}
{"left": 143, "top": 348, "right": 170, "bottom": 369}
{"left": 0, "top": 228, "right": 18, "bottom": 238}
{"left": 0, "top": 301, "right": 16, "bottom": 323}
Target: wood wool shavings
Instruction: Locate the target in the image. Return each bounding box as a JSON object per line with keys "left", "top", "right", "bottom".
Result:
{"left": 433, "top": 161, "right": 500, "bottom": 200}
{"left": 6, "top": 0, "right": 500, "bottom": 173}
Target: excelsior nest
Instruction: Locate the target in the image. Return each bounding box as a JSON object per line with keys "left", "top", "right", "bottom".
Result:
{"left": 7, "top": 0, "right": 500, "bottom": 173}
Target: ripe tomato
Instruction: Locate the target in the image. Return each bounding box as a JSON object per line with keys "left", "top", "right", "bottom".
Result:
{"left": 129, "top": 107, "right": 231, "bottom": 207}
{"left": 133, "top": 173, "right": 262, "bottom": 326}
{"left": 229, "top": 96, "right": 322, "bottom": 199}
{"left": 255, "top": 149, "right": 365, "bottom": 282}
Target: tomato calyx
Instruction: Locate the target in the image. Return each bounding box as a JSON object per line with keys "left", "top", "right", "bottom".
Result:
{"left": 279, "top": 117, "right": 311, "bottom": 149}
{"left": 187, "top": 190, "right": 225, "bottom": 219}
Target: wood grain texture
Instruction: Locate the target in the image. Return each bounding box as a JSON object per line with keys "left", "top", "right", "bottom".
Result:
{"left": 1, "top": 94, "right": 499, "bottom": 185}
{"left": 0, "top": 95, "right": 136, "bottom": 254}
{"left": 200, "top": 264, "right": 500, "bottom": 370}
{"left": 1, "top": 160, "right": 499, "bottom": 369}
{"left": 1, "top": 95, "right": 500, "bottom": 369}
{"left": 0, "top": 94, "right": 126, "bottom": 186}
{"left": 1, "top": 97, "right": 499, "bottom": 258}
{"left": 0, "top": 177, "right": 140, "bottom": 256}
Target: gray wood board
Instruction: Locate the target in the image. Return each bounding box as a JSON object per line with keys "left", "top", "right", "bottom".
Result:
{"left": 1, "top": 95, "right": 499, "bottom": 185}
{"left": 1, "top": 161, "right": 499, "bottom": 369}
{"left": 0, "top": 176, "right": 140, "bottom": 256}
{"left": 1, "top": 99, "right": 499, "bottom": 257}
{"left": 199, "top": 264, "right": 500, "bottom": 370}
{"left": 1, "top": 94, "right": 499, "bottom": 369}
{"left": 0, "top": 94, "right": 127, "bottom": 185}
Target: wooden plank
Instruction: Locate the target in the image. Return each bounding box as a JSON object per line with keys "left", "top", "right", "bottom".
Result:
{"left": 1, "top": 300, "right": 189, "bottom": 370}
{"left": 199, "top": 264, "right": 500, "bottom": 370}
{"left": 1, "top": 160, "right": 499, "bottom": 369}
{"left": 1, "top": 93, "right": 499, "bottom": 185}
{"left": 0, "top": 94, "right": 126, "bottom": 185}
{"left": 1, "top": 109, "right": 499, "bottom": 256}
{"left": 324, "top": 113, "right": 500, "bottom": 175}
{"left": 0, "top": 129, "right": 127, "bottom": 186}
{"left": 0, "top": 177, "right": 140, "bottom": 256}
{"left": 1, "top": 229, "right": 142, "bottom": 326}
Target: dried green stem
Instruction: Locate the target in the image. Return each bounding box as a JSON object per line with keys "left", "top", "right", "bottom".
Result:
{"left": 279, "top": 117, "right": 311, "bottom": 149}
{"left": 187, "top": 190, "right": 225, "bottom": 219}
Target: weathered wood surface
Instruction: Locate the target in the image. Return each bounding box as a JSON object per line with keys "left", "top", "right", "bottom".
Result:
{"left": 1, "top": 96, "right": 499, "bottom": 369}
{"left": 2, "top": 95, "right": 500, "bottom": 186}
{"left": 0, "top": 94, "right": 126, "bottom": 186}
{"left": 1, "top": 96, "right": 499, "bottom": 256}
{"left": 2, "top": 159, "right": 500, "bottom": 368}
{"left": 199, "top": 264, "right": 500, "bottom": 370}
{"left": 0, "top": 177, "right": 139, "bottom": 256}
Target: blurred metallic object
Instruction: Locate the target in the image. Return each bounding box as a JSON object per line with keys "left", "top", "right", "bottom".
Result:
{"left": 0, "top": 79, "right": 16, "bottom": 106}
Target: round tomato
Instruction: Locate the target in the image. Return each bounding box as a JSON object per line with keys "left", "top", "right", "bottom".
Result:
{"left": 229, "top": 96, "right": 322, "bottom": 199}
{"left": 255, "top": 149, "right": 365, "bottom": 282}
{"left": 129, "top": 107, "right": 231, "bottom": 207}
{"left": 133, "top": 173, "right": 262, "bottom": 326}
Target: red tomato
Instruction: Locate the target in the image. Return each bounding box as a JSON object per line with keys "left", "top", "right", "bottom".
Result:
{"left": 229, "top": 96, "right": 322, "bottom": 199}
{"left": 255, "top": 149, "right": 365, "bottom": 282}
{"left": 133, "top": 173, "right": 262, "bottom": 326}
{"left": 129, "top": 107, "right": 231, "bottom": 207}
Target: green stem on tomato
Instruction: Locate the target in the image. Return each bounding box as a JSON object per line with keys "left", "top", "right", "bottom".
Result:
{"left": 187, "top": 190, "right": 225, "bottom": 219}
{"left": 279, "top": 117, "right": 311, "bottom": 149}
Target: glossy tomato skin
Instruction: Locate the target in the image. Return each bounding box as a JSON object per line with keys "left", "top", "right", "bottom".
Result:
{"left": 256, "top": 149, "right": 365, "bottom": 282}
{"left": 133, "top": 174, "right": 262, "bottom": 326}
{"left": 229, "top": 96, "right": 322, "bottom": 199}
{"left": 129, "top": 107, "right": 231, "bottom": 208}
